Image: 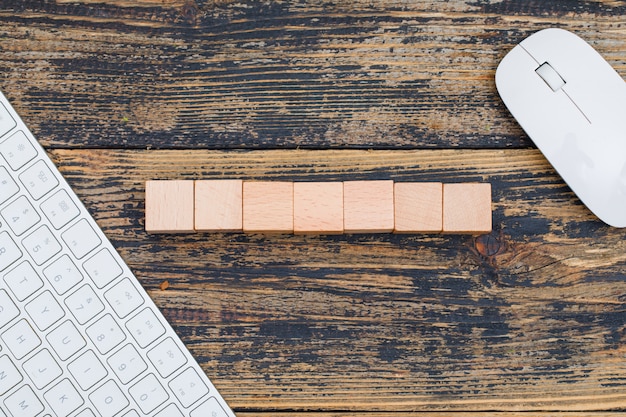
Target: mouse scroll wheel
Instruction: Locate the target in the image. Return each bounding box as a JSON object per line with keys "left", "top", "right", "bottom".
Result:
{"left": 535, "top": 62, "right": 566, "bottom": 92}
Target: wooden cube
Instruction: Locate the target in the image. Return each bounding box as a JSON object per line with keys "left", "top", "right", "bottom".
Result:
{"left": 293, "top": 182, "right": 344, "bottom": 234}
{"left": 343, "top": 180, "right": 394, "bottom": 233}
{"left": 394, "top": 182, "right": 443, "bottom": 233}
{"left": 145, "top": 180, "right": 195, "bottom": 233}
{"left": 195, "top": 180, "right": 243, "bottom": 232}
{"left": 243, "top": 181, "right": 293, "bottom": 233}
{"left": 442, "top": 183, "right": 492, "bottom": 234}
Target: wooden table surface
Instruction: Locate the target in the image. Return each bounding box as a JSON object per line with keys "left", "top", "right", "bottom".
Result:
{"left": 3, "top": 1, "right": 626, "bottom": 416}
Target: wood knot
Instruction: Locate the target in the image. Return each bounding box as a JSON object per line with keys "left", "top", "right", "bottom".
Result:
{"left": 181, "top": 1, "right": 200, "bottom": 25}
{"left": 474, "top": 233, "right": 501, "bottom": 257}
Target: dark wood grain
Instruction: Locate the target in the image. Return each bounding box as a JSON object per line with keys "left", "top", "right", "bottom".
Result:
{"left": 3, "top": 1, "right": 626, "bottom": 415}
{"left": 2, "top": 1, "right": 626, "bottom": 149}
{"left": 51, "top": 148, "right": 626, "bottom": 413}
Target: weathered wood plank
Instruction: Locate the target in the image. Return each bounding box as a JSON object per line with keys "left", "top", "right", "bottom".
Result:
{"left": 47, "top": 148, "right": 626, "bottom": 412}
{"left": 1, "top": 1, "right": 626, "bottom": 149}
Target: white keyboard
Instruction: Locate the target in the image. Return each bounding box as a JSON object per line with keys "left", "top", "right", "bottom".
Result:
{"left": 0, "top": 91, "right": 236, "bottom": 417}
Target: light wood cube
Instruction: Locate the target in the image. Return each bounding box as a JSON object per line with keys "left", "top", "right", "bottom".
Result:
{"left": 243, "top": 181, "right": 293, "bottom": 233}
{"left": 293, "top": 182, "right": 344, "bottom": 234}
{"left": 195, "top": 180, "right": 243, "bottom": 232}
{"left": 145, "top": 180, "right": 195, "bottom": 233}
{"left": 442, "top": 183, "right": 492, "bottom": 234}
{"left": 394, "top": 182, "right": 443, "bottom": 233}
{"left": 343, "top": 180, "right": 394, "bottom": 233}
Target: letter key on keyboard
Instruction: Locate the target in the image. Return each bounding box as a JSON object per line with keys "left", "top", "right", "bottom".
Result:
{"left": 0, "top": 90, "right": 236, "bottom": 416}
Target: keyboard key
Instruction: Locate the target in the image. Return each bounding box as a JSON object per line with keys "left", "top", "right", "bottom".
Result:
{"left": 76, "top": 410, "right": 96, "bottom": 417}
{"left": 4, "top": 384, "right": 44, "bottom": 417}
{"left": 0, "top": 102, "right": 16, "bottom": 138}
{"left": 169, "top": 367, "right": 209, "bottom": 408}
{"left": 1, "top": 318, "right": 41, "bottom": 359}
{"left": 0, "top": 231, "right": 22, "bottom": 272}
{"left": 19, "top": 159, "right": 59, "bottom": 200}
{"left": 22, "top": 348, "right": 62, "bottom": 389}
{"left": 61, "top": 218, "right": 101, "bottom": 259}
{"left": 0, "top": 166, "right": 20, "bottom": 205}
{"left": 64, "top": 284, "right": 105, "bottom": 324}
{"left": 0, "top": 289, "right": 20, "bottom": 329}
{"left": 3, "top": 261, "right": 43, "bottom": 301}
{"left": 0, "top": 355, "right": 22, "bottom": 395}
{"left": 46, "top": 320, "right": 86, "bottom": 361}
{"left": 86, "top": 313, "right": 126, "bottom": 354}
{"left": 83, "top": 248, "right": 123, "bottom": 288}
{"left": 104, "top": 277, "right": 144, "bottom": 319}
{"left": 1, "top": 195, "right": 41, "bottom": 236}
{"left": 122, "top": 409, "right": 140, "bottom": 417}
{"left": 126, "top": 307, "right": 166, "bottom": 348}
{"left": 147, "top": 337, "right": 188, "bottom": 378}
{"left": 129, "top": 373, "right": 169, "bottom": 414}
{"left": 89, "top": 379, "right": 129, "bottom": 417}
{"left": 156, "top": 403, "right": 184, "bottom": 417}
{"left": 40, "top": 189, "right": 80, "bottom": 229}
{"left": 22, "top": 225, "right": 61, "bottom": 265}
{"left": 43, "top": 254, "right": 83, "bottom": 295}
{"left": 0, "top": 130, "right": 37, "bottom": 170}
{"left": 44, "top": 379, "right": 84, "bottom": 417}
{"left": 68, "top": 349, "right": 108, "bottom": 390}
{"left": 107, "top": 343, "right": 147, "bottom": 385}
{"left": 191, "top": 397, "right": 230, "bottom": 417}
{"left": 25, "top": 290, "right": 65, "bottom": 331}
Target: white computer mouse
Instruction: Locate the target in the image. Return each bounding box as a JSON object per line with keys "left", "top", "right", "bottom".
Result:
{"left": 495, "top": 28, "right": 626, "bottom": 227}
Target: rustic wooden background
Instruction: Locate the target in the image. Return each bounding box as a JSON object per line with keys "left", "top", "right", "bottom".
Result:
{"left": 2, "top": 1, "right": 626, "bottom": 415}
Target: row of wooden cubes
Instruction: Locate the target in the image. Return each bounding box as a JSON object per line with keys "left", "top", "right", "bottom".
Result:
{"left": 145, "top": 180, "right": 492, "bottom": 234}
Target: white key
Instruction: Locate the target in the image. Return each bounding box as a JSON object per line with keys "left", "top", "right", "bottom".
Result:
{"left": 89, "top": 380, "right": 129, "bottom": 417}
{"left": 0, "top": 354, "right": 22, "bottom": 395}
{"left": 126, "top": 308, "right": 165, "bottom": 348}
{"left": 128, "top": 373, "right": 169, "bottom": 414}
{"left": 0, "top": 166, "right": 20, "bottom": 205}
{"left": 61, "top": 218, "right": 101, "bottom": 259}
{"left": 22, "top": 225, "right": 61, "bottom": 265}
{"left": 4, "top": 384, "right": 44, "bottom": 417}
{"left": 44, "top": 378, "right": 84, "bottom": 417}
{"left": 75, "top": 409, "right": 96, "bottom": 417}
{"left": 155, "top": 404, "right": 184, "bottom": 417}
{"left": 1, "top": 195, "right": 40, "bottom": 236}
{"left": 169, "top": 367, "right": 209, "bottom": 408}
{"left": 3, "top": 261, "right": 43, "bottom": 301}
{"left": 0, "top": 102, "right": 16, "bottom": 138}
{"left": 0, "top": 230, "right": 22, "bottom": 272}
{"left": 107, "top": 343, "right": 147, "bottom": 385}
{"left": 104, "top": 278, "right": 144, "bottom": 319}
{"left": 68, "top": 349, "right": 108, "bottom": 390}
{"left": 83, "top": 248, "right": 123, "bottom": 288}
{"left": 86, "top": 313, "right": 126, "bottom": 354}
{"left": 1, "top": 319, "right": 41, "bottom": 359}
{"left": 46, "top": 320, "right": 86, "bottom": 361}
{"left": 43, "top": 254, "right": 83, "bottom": 295}
{"left": 64, "top": 284, "right": 104, "bottom": 324}
{"left": 0, "top": 288, "right": 20, "bottom": 329}
{"left": 147, "top": 337, "right": 188, "bottom": 378}
{"left": 18, "top": 159, "right": 59, "bottom": 200}
{"left": 191, "top": 397, "right": 230, "bottom": 417}
{"left": 40, "top": 189, "right": 80, "bottom": 229}
{"left": 121, "top": 410, "right": 140, "bottom": 417}
{"left": 22, "top": 348, "right": 62, "bottom": 389}
{"left": 0, "top": 130, "right": 37, "bottom": 171}
{"left": 25, "top": 290, "right": 65, "bottom": 331}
